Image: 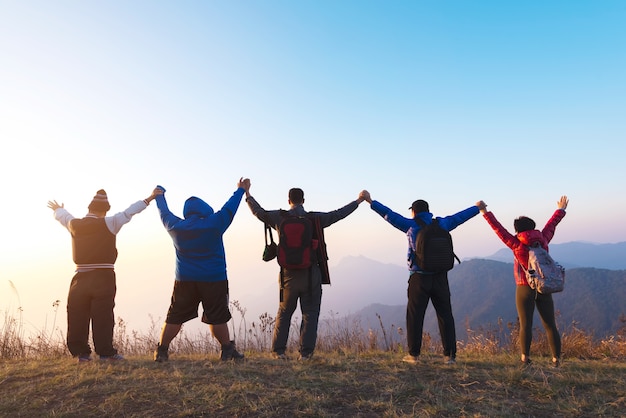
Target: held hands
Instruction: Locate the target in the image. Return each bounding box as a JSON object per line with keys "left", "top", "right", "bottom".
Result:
{"left": 358, "top": 190, "right": 372, "bottom": 204}
{"left": 238, "top": 177, "right": 251, "bottom": 195}
{"left": 557, "top": 195, "right": 569, "bottom": 210}
{"left": 47, "top": 200, "right": 64, "bottom": 211}
{"left": 145, "top": 186, "right": 164, "bottom": 204}
{"left": 476, "top": 200, "right": 487, "bottom": 213}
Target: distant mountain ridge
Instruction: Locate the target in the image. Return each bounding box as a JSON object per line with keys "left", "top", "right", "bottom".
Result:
{"left": 320, "top": 241, "right": 626, "bottom": 342}
{"left": 242, "top": 242, "right": 626, "bottom": 341}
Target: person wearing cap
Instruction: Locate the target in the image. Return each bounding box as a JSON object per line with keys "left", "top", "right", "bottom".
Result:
{"left": 48, "top": 188, "right": 160, "bottom": 362}
{"left": 359, "top": 190, "right": 483, "bottom": 365}
{"left": 153, "top": 178, "right": 250, "bottom": 363}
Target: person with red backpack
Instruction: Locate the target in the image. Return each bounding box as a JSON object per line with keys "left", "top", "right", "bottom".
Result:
{"left": 361, "top": 190, "right": 483, "bottom": 365}
{"left": 246, "top": 186, "right": 367, "bottom": 360}
{"left": 479, "top": 196, "right": 569, "bottom": 367}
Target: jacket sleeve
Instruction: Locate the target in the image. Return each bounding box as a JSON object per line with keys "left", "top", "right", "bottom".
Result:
{"left": 105, "top": 201, "right": 149, "bottom": 234}
{"left": 438, "top": 206, "right": 480, "bottom": 232}
{"left": 214, "top": 188, "right": 245, "bottom": 233}
{"left": 370, "top": 200, "right": 414, "bottom": 233}
{"left": 541, "top": 209, "right": 566, "bottom": 244}
{"left": 246, "top": 196, "right": 283, "bottom": 229}
{"left": 315, "top": 200, "right": 360, "bottom": 228}
{"left": 53, "top": 208, "right": 75, "bottom": 231}
{"left": 155, "top": 194, "right": 182, "bottom": 230}
{"left": 482, "top": 211, "right": 521, "bottom": 250}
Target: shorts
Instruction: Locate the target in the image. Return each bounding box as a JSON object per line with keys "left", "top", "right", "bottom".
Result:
{"left": 165, "top": 280, "right": 232, "bottom": 325}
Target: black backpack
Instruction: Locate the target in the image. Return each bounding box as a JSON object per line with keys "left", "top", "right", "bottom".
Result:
{"left": 414, "top": 218, "right": 460, "bottom": 273}
{"left": 277, "top": 214, "right": 318, "bottom": 269}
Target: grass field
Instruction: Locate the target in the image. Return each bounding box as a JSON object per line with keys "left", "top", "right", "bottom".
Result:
{"left": 1, "top": 304, "right": 625, "bottom": 417}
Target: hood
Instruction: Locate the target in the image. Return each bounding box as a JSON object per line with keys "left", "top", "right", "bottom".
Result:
{"left": 517, "top": 230, "right": 545, "bottom": 246}
{"left": 183, "top": 196, "right": 214, "bottom": 219}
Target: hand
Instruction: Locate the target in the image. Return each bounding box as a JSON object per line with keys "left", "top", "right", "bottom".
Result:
{"left": 476, "top": 200, "right": 487, "bottom": 213}
{"left": 238, "top": 177, "right": 251, "bottom": 193}
{"left": 47, "top": 200, "right": 64, "bottom": 211}
{"left": 557, "top": 195, "right": 569, "bottom": 210}
{"left": 358, "top": 190, "right": 372, "bottom": 204}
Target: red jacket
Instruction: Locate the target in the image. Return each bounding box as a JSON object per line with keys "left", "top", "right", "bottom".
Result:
{"left": 483, "top": 209, "right": 566, "bottom": 286}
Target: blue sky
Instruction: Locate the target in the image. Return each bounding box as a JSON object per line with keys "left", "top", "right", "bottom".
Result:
{"left": 1, "top": 1, "right": 624, "bottom": 334}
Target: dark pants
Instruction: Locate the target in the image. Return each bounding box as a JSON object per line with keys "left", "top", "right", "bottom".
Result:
{"left": 272, "top": 265, "right": 322, "bottom": 357}
{"left": 66, "top": 269, "right": 117, "bottom": 357}
{"left": 516, "top": 285, "right": 561, "bottom": 358}
{"left": 406, "top": 271, "right": 456, "bottom": 358}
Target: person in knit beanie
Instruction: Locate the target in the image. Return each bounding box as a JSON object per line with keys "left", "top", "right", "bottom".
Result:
{"left": 48, "top": 186, "right": 162, "bottom": 362}
{"left": 88, "top": 189, "right": 111, "bottom": 213}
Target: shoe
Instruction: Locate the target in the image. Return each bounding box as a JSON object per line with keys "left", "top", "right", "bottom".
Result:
{"left": 272, "top": 352, "right": 287, "bottom": 360}
{"left": 520, "top": 358, "right": 532, "bottom": 368}
{"left": 220, "top": 341, "right": 244, "bottom": 361}
{"left": 552, "top": 358, "right": 561, "bottom": 368}
{"left": 100, "top": 353, "right": 125, "bottom": 361}
{"left": 402, "top": 354, "right": 419, "bottom": 364}
{"left": 154, "top": 345, "right": 169, "bottom": 363}
{"left": 77, "top": 355, "right": 92, "bottom": 363}
{"left": 444, "top": 356, "right": 456, "bottom": 365}
{"left": 298, "top": 353, "right": 313, "bottom": 361}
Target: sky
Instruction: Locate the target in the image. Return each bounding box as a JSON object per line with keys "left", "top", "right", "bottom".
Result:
{"left": 1, "top": 1, "right": 625, "bottom": 337}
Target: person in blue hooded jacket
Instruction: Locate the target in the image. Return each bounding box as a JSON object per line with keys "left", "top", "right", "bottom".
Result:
{"left": 360, "top": 190, "right": 484, "bottom": 365}
{"left": 153, "top": 178, "right": 250, "bottom": 362}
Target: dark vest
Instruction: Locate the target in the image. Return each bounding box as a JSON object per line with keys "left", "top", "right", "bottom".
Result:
{"left": 69, "top": 217, "right": 117, "bottom": 265}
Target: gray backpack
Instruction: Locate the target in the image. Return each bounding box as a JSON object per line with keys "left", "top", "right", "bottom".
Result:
{"left": 520, "top": 243, "right": 565, "bottom": 294}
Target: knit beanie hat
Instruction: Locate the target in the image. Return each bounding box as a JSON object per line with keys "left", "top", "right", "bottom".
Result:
{"left": 88, "top": 189, "right": 111, "bottom": 212}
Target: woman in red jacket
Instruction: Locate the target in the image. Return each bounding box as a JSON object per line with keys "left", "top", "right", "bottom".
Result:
{"left": 479, "top": 196, "right": 569, "bottom": 367}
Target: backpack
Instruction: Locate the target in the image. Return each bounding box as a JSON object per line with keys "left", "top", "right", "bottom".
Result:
{"left": 414, "top": 218, "right": 460, "bottom": 273}
{"left": 277, "top": 214, "right": 318, "bottom": 269}
{"left": 520, "top": 243, "right": 565, "bottom": 294}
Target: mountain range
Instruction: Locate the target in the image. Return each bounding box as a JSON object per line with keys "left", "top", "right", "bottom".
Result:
{"left": 317, "top": 241, "right": 626, "bottom": 341}
{"left": 241, "top": 242, "right": 626, "bottom": 341}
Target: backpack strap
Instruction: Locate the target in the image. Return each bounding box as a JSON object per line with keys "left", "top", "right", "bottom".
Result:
{"left": 265, "top": 223, "right": 275, "bottom": 246}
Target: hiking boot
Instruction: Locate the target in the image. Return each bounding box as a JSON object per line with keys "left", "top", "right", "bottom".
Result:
{"left": 154, "top": 344, "right": 169, "bottom": 363}
{"left": 100, "top": 353, "right": 125, "bottom": 361}
{"left": 272, "top": 352, "right": 287, "bottom": 360}
{"left": 444, "top": 356, "right": 456, "bottom": 365}
{"left": 220, "top": 341, "right": 244, "bottom": 361}
{"left": 77, "top": 354, "right": 92, "bottom": 363}
{"left": 402, "top": 354, "right": 420, "bottom": 365}
{"left": 298, "top": 353, "right": 313, "bottom": 361}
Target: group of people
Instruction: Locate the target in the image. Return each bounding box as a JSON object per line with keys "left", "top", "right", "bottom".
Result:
{"left": 48, "top": 180, "right": 568, "bottom": 368}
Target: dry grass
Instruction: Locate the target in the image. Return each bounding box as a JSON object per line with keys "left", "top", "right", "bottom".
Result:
{"left": 1, "top": 302, "right": 625, "bottom": 417}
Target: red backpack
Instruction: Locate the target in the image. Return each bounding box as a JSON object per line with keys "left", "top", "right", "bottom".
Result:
{"left": 277, "top": 215, "right": 318, "bottom": 269}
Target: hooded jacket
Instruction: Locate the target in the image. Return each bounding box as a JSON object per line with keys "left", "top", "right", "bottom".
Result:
{"left": 155, "top": 188, "right": 245, "bottom": 282}
{"left": 482, "top": 209, "right": 566, "bottom": 286}
{"left": 370, "top": 200, "right": 480, "bottom": 273}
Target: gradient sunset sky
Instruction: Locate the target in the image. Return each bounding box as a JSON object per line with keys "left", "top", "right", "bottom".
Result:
{"left": 1, "top": 1, "right": 624, "bottom": 335}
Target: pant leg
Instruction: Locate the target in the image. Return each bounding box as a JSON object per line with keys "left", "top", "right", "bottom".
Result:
{"left": 430, "top": 272, "right": 457, "bottom": 358}
{"left": 299, "top": 266, "right": 322, "bottom": 356}
{"left": 90, "top": 270, "right": 117, "bottom": 356}
{"left": 271, "top": 271, "right": 300, "bottom": 355}
{"left": 406, "top": 273, "right": 432, "bottom": 356}
{"left": 515, "top": 285, "right": 536, "bottom": 357}
{"left": 535, "top": 293, "right": 561, "bottom": 358}
{"left": 66, "top": 273, "right": 92, "bottom": 356}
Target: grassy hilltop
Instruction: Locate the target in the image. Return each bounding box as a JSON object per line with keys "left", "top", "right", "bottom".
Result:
{"left": 1, "top": 308, "right": 625, "bottom": 417}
